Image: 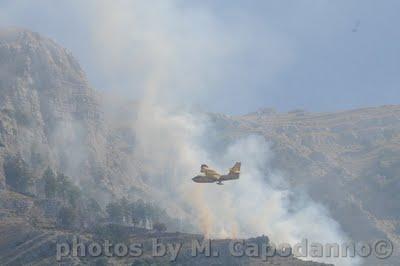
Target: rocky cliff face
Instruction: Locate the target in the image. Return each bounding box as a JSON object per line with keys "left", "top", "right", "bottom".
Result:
{"left": 0, "top": 28, "right": 147, "bottom": 198}
{"left": 0, "top": 27, "right": 98, "bottom": 183}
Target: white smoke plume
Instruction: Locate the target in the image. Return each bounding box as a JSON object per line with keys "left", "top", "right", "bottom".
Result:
{"left": 81, "top": 2, "right": 360, "bottom": 265}
{"left": 131, "top": 101, "right": 360, "bottom": 266}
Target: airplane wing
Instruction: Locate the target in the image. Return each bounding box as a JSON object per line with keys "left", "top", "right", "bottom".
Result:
{"left": 205, "top": 168, "right": 221, "bottom": 178}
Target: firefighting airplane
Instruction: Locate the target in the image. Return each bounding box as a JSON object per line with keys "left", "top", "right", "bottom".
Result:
{"left": 192, "top": 162, "right": 241, "bottom": 185}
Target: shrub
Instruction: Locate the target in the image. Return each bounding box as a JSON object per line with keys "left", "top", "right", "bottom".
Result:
{"left": 58, "top": 206, "right": 77, "bottom": 229}
{"left": 43, "top": 167, "right": 57, "bottom": 198}
{"left": 4, "top": 155, "right": 33, "bottom": 194}
{"left": 153, "top": 222, "right": 167, "bottom": 232}
{"left": 106, "top": 201, "right": 124, "bottom": 223}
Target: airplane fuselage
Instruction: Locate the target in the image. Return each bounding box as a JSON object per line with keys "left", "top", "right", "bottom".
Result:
{"left": 192, "top": 175, "right": 218, "bottom": 183}
{"left": 192, "top": 173, "right": 239, "bottom": 185}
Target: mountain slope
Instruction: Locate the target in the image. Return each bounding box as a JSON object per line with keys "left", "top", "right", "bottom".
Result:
{"left": 0, "top": 27, "right": 399, "bottom": 265}
{"left": 0, "top": 28, "right": 148, "bottom": 199}
{"left": 221, "top": 106, "right": 400, "bottom": 261}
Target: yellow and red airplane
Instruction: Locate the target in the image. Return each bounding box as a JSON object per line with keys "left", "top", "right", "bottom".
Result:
{"left": 192, "top": 162, "right": 241, "bottom": 185}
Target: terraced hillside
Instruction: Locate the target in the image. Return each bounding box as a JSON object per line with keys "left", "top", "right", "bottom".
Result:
{"left": 214, "top": 106, "right": 400, "bottom": 263}
{"left": 0, "top": 189, "right": 329, "bottom": 266}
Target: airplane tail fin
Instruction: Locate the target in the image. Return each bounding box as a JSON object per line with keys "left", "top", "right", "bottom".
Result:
{"left": 229, "top": 162, "right": 241, "bottom": 175}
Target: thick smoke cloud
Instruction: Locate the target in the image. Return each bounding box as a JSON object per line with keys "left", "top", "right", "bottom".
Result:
{"left": 131, "top": 103, "right": 360, "bottom": 266}
{"left": 87, "top": 3, "right": 360, "bottom": 264}
{"left": 80, "top": 2, "right": 360, "bottom": 265}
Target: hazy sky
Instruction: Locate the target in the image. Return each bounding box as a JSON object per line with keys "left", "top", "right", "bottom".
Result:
{"left": 0, "top": 0, "right": 399, "bottom": 114}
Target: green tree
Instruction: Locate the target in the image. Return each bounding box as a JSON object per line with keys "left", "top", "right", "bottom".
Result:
{"left": 120, "top": 197, "right": 130, "bottom": 223}
{"left": 134, "top": 199, "right": 147, "bottom": 224}
{"left": 94, "top": 223, "right": 130, "bottom": 242}
{"left": 56, "top": 173, "right": 69, "bottom": 201}
{"left": 131, "top": 216, "right": 139, "bottom": 228}
{"left": 43, "top": 167, "right": 57, "bottom": 198}
{"left": 58, "top": 206, "right": 77, "bottom": 229}
{"left": 94, "top": 257, "right": 109, "bottom": 266}
{"left": 88, "top": 198, "right": 102, "bottom": 213}
{"left": 54, "top": 172, "right": 82, "bottom": 208}
{"left": 66, "top": 185, "right": 82, "bottom": 208}
{"left": 153, "top": 222, "right": 167, "bottom": 233}
{"left": 106, "top": 201, "right": 124, "bottom": 223}
{"left": 4, "top": 155, "right": 33, "bottom": 194}
{"left": 84, "top": 198, "right": 103, "bottom": 225}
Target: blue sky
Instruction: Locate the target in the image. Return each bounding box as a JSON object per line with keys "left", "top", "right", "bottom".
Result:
{"left": 0, "top": 0, "right": 399, "bottom": 114}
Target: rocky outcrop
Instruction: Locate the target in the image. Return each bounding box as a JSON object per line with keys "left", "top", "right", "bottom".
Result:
{"left": 0, "top": 28, "right": 97, "bottom": 184}
{"left": 0, "top": 28, "right": 148, "bottom": 199}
